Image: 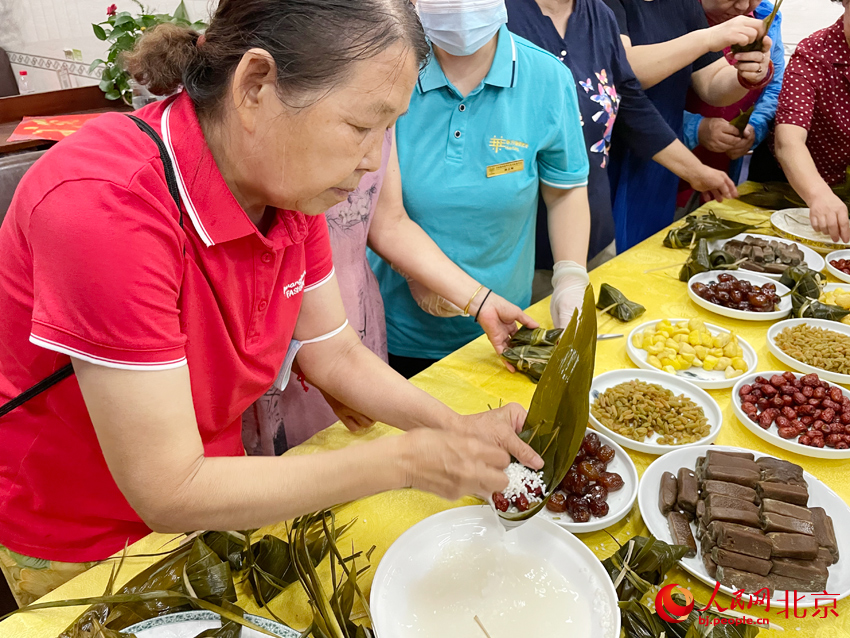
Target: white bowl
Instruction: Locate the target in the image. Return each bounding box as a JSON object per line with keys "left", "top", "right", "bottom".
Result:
{"left": 731, "top": 370, "right": 850, "bottom": 460}
{"left": 707, "top": 232, "right": 825, "bottom": 279}
{"left": 687, "top": 270, "right": 791, "bottom": 321}
{"left": 771, "top": 208, "right": 850, "bottom": 254}
{"left": 540, "top": 429, "right": 639, "bottom": 533}
{"left": 825, "top": 249, "right": 850, "bottom": 284}
{"left": 767, "top": 318, "right": 850, "bottom": 385}
{"left": 638, "top": 445, "right": 850, "bottom": 608}
{"left": 589, "top": 368, "right": 723, "bottom": 455}
{"left": 626, "top": 318, "right": 758, "bottom": 390}
{"left": 371, "top": 505, "right": 621, "bottom": 638}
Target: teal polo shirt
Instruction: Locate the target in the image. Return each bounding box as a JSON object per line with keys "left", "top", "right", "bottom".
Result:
{"left": 370, "top": 25, "right": 588, "bottom": 360}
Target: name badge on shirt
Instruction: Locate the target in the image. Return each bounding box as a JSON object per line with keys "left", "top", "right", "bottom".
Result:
{"left": 486, "top": 159, "right": 524, "bottom": 178}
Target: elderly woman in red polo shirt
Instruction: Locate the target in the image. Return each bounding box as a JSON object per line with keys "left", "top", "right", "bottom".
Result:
{"left": 0, "top": 0, "right": 544, "bottom": 605}
{"left": 774, "top": 0, "right": 850, "bottom": 243}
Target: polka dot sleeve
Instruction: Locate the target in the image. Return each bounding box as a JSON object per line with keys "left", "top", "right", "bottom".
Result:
{"left": 775, "top": 53, "right": 817, "bottom": 131}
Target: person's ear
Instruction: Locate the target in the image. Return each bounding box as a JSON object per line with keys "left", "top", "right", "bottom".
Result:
{"left": 230, "top": 48, "right": 278, "bottom": 134}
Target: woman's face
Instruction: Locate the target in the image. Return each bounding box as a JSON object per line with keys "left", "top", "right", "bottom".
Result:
{"left": 233, "top": 43, "right": 419, "bottom": 216}
{"left": 702, "top": 0, "right": 760, "bottom": 22}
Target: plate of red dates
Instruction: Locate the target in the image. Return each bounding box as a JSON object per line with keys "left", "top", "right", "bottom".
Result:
{"left": 732, "top": 371, "right": 850, "bottom": 459}
{"left": 826, "top": 249, "right": 850, "bottom": 284}
{"left": 688, "top": 271, "right": 791, "bottom": 321}
{"left": 540, "top": 429, "right": 639, "bottom": 533}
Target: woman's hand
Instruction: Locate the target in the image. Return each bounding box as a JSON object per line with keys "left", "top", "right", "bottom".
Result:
{"left": 734, "top": 36, "right": 772, "bottom": 86}
{"left": 450, "top": 403, "right": 544, "bottom": 471}
{"left": 706, "top": 15, "right": 763, "bottom": 52}
{"left": 474, "top": 291, "right": 539, "bottom": 357}
{"left": 726, "top": 124, "right": 756, "bottom": 160}
{"left": 550, "top": 261, "right": 589, "bottom": 330}
{"left": 810, "top": 190, "right": 850, "bottom": 243}
{"left": 688, "top": 164, "right": 738, "bottom": 202}
{"left": 320, "top": 388, "right": 375, "bottom": 433}
{"left": 698, "top": 117, "right": 746, "bottom": 153}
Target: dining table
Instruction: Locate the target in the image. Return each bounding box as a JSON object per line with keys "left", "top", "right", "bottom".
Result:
{"left": 0, "top": 187, "right": 847, "bottom": 638}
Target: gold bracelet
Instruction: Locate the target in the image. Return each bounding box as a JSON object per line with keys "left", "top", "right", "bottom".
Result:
{"left": 462, "top": 284, "right": 485, "bottom": 317}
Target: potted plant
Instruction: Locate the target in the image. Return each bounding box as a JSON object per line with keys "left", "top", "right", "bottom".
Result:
{"left": 89, "top": 1, "right": 207, "bottom": 106}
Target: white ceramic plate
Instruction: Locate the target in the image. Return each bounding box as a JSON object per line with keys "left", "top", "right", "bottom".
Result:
{"left": 123, "top": 611, "right": 297, "bottom": 637}
{"left": 638, "top": 445, "right": 850, "bottom": 608}
{"left": 589, "top": 369, "right": 723, "bottom": 455}
{"left": 825, "top": 249, "right": 850, "bottom": 284}
{"left": 540, "top": 429, "right": 639, "bottom": 533}
{"left": 371, "top": 505, "right": 620, "bottom": 638}
{"left": 626, "top": 318, "right": 758, "bottom": 390}
{"left": 707, "top": 233, "right": 825, "bottom": 279}
{"left": 771, "top": 208, "right": 850, "bottom": 255}
{"left": 687, "top": 270, "right": 792, "bottom": 321}
{"left": 767, "top": 318, "right": 850, "bottom": 385}
{"left": 731, "top": 370, "right": 850, "bottom": 460}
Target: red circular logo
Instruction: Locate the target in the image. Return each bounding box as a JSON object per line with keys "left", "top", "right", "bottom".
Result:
{"left": 655, "top": 583, "right": 695, "bottom": 623}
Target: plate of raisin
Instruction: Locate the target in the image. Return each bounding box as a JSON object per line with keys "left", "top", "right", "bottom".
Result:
{"left": 541, "top": 429, "right": 639, "bottom": 533}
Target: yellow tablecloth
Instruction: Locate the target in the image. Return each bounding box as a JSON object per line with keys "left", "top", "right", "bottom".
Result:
{"left": 2, "top": 194, "right": 847, "bottom": 637}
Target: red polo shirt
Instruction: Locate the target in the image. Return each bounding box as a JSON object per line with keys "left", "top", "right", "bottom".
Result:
{"left": 0, "top": 92, "right": 333, "bottom": 562}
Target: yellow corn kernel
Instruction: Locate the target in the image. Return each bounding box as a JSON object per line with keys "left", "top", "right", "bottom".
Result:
{"left": 688, "top": 331, "right": 702, "bottom": 346}
{"left": 725, "top": 366, "right": 744, "bottom": 379}
{"left": 647, "top": 355, "right": 662, "bottom": 369}
{"left": 663, "top": 365, "right": 677, "bottom": 375}
{"left": 731, "top": 357, "right": 747, "bottom": 371}
{"left": 679, "top": 342, "right": 696, "bottom": 356}
{"left": 694, "top": 345, "right": 708, "bottom": 360}
{"left": 716, "top": 356, "right": 732, "bottom": 370}
{"left": 693, "top": 358, "right": 703, "bottom": 368}
{"left": 680, "top": 353, "right": 696, "bottom": 365}
{"left": 837, "top": 293, "right": 850, "bottom": 309}
{"left": 646, "top": 343, "right": 665, "bottom": 355}
{"left": 632, "top": 333, "right": 643, "bottom": 348}
{"left": 708, "top": 348, "right": 723, "bottom": 358}
{"left": 653, "top": 334, "right": 666, "bottom": 345}
{"left": 688, "top": 318, "right": 704, "bottom": 331}
{"left": 665, "top": 338, "right": 680, "bottom": 350}
{"left": 843, "top": 316, "right": 850, "bottom": 326}
{"left": 672, "top": 327, "right": 689, "bottom": 337}
{"left": 723, "top": 341, "right": 738, "bottom": 358}
{"left": 661, "top": 348, "right": 678, "bottom": 360}
{"left": 713, "top": 334, "right": 731, "bottom": 348}
{"left": 703, "top": 355, "right": 719, "bottom": 371}
{"left": 660, "top": 357, "right": 676, "bottom": 368}
{"left": 701, "top": 332, "right": 715, "bottom": 347}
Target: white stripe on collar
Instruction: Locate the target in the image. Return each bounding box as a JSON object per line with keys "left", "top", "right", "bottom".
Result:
{"left": 161, "top": 102, "right": 215, "bottom": 247}
{"left": 510, "top": 32, "right": 516, "bottom": 62}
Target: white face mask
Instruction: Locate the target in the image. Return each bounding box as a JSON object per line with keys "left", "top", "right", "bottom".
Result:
{"left": 417, "top": 0, "right": 507, "bottom": 57}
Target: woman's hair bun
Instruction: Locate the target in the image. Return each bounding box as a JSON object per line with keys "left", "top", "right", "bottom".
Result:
{"left": 124, "top": 22, "right": 200, "bottom": 96}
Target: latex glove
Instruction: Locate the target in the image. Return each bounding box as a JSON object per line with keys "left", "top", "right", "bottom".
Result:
{"left": 319, "top": 388, "right": 375, "bottom": 433}
{"left": 550, "top": 260, "right": 590, "bottom": 329}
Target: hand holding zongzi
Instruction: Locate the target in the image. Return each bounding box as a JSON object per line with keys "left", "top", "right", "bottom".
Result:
{"left": 733, "top": 35, "right": 772, "bottom": 86}
{"left": 706, "top": 14, "right": 763, "bottom": 52}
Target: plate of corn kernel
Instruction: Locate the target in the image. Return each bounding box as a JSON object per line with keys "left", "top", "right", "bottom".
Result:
{"left": 626, "top": 318, "right": 758, "bottom": 390}
{"left": 819, "top": 284, "right": 850, "bottom": 325}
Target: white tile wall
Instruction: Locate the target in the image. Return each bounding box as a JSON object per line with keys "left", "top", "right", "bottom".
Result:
{"left": 2, "top": 0, "right": 214, "bottom": 93}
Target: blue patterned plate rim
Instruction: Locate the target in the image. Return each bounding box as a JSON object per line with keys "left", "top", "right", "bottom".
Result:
{"left": 121, "top": 609, "right": 298, "bottom": 637}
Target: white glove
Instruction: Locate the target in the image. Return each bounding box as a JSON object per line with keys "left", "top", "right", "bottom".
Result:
{"left": 550, "top": 260, "right": 589, "bottom": 329}
{"left": 391, "top": 263, "right": 462, "bottom": 317}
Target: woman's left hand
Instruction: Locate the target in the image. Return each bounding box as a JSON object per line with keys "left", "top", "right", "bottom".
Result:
{"left": 450, "top": 403, "right": 544, "bottom": 470}
{"left": 476, "top": 291, "right": 539, "bottom": 359}
{"left": 734, "top": 36, "right": 772, "bottom": 86}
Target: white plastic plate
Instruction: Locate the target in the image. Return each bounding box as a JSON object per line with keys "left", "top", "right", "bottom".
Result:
{"left": 123, "top": 611, "right": 297, "bottom": 637}
{"left": 638, "top": 445, "right": 850, "bottom": 608}
{"left": 589, "top": 368, "right": 723, "bottom": 455}
{"left": 771, "top": 208, "right": 850, "bottom": 255}
{"left": 825, "top": 249, "right": 850, "bottom": 284}
{"left": 767, "top": 318, "right": 850, "bottom": 385}
{"left": 731, "top": 370, "right": 850, "bottom": 460}
{"left": 626, "top": 318, "right": 758, "bottom": 390}
{"left": 687, "top": 270, "right": 792, "bottom": 321}
{"left": 540, "top": 429, "right": 639, "bottom": 533}
{"left": 707, "top": 232, "right": 825, "bottom": 279}
{"left": 371, "top": 505, "right": 621, "bottom": 638}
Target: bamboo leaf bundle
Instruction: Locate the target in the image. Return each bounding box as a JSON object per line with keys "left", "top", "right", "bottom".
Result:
{"left": 664, "top": 211, "right": 758, "bottom": 248}
{"left": 597, "top": 283, "right": 646, "bottom": 321}
{"left": 730, "top": 0, "right": 783, "bottom": 54}
{"left": 729, "top": 105, "right": 755, "bottom": 135}
{"left": 678, "top": 239, "right": 739, "bottom": 282}
{"left": 508, "top": 326, "right": 562, "bottom": 347}
{"left": 501, "top": 344, "right": 552, "bottom": 383}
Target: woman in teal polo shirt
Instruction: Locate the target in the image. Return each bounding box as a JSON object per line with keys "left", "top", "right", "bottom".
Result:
{"left": 370, "top": 0, "right": 591, "bottom": 377}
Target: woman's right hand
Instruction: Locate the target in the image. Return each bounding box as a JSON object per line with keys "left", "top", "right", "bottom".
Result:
{"left": 706, "top": 15, "right": 763, "bottom": 52}
{"left": 698, "top": 117, "right": 745, "bottom": 153}
{"left": 399, "top": 428, "right": 511, "bottom": 501}
{"left": 809, "top": 190, "right": 850, "bottom": 243}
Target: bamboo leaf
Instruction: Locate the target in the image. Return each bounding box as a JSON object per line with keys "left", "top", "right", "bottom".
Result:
{"left": 596, "top": 284, "right": 646, "bottom": 322}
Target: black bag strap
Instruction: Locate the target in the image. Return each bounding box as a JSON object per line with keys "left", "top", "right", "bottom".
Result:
{"left": 0, "top": 114, "right": 184, "bottom": 418}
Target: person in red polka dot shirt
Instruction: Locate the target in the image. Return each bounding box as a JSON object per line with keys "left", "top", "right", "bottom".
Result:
{"left": 774, "top": 0, "right": 850, "bottom": 242}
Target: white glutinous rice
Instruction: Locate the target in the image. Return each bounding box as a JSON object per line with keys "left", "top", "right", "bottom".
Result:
{"left": 502, "top": 462, "right": 545, "bottom": 504}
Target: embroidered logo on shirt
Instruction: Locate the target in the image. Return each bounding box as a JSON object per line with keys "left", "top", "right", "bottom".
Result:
{"left": 284, "top": 271, "right": 306, "bottom": 298}
{"left": 489, "top": 136, "right": 529, "bottom": 153}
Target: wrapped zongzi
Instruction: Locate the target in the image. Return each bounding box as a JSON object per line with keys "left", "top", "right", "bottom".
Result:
{"left": 597, "top": 283, "right": 646, "bottom": 322}
{"left": 664, "top": 211, "right": 758, "bottom": 248}
{"left": 508, "top": 326, "right": 562, "bottom": 347}
{"left": 730, "top": 0, "right": 782, "bottom": 54}
{"left": 679, "top": 239, "right": 738, "bottom": 281}
{"left": 501, "top": 344, "right": 552, "bottom": 383}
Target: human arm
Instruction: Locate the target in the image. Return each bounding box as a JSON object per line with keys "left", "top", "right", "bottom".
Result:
{"left": 690, "top": 36, "right": 772, "bottom": 107}
{"left": 652, "top": 139, "right": 738, "bottom": 200}
{"left": 775, "top": 124, "right": 849, "bottom": 243}
{"left": 367, "top": 134, "right": 537, "bottom": 355}
{"left": 746, "top": 9, "right": 785, "bottom": 147}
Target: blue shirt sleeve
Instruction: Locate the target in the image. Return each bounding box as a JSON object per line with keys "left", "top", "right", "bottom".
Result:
{"left": 538, "top": 64, "right": 590, "bottom": 189}
{"left": 748, "top": 5, "right": 785, "bottom": 146}
{"left": 683, "top": 111, "right": 702, "bottom": 149}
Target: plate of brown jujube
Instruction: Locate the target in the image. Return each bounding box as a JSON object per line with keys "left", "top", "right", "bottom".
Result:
{"left": 732, "top": 371, "right": 850, "bottom": 459}
{"left": 638, "top": 445, "right": 850, "bottom": 608}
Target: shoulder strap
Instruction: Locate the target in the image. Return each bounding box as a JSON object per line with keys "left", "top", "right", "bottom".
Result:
{"left": 0, "top": 114, "right": 185, "bottom": 418}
